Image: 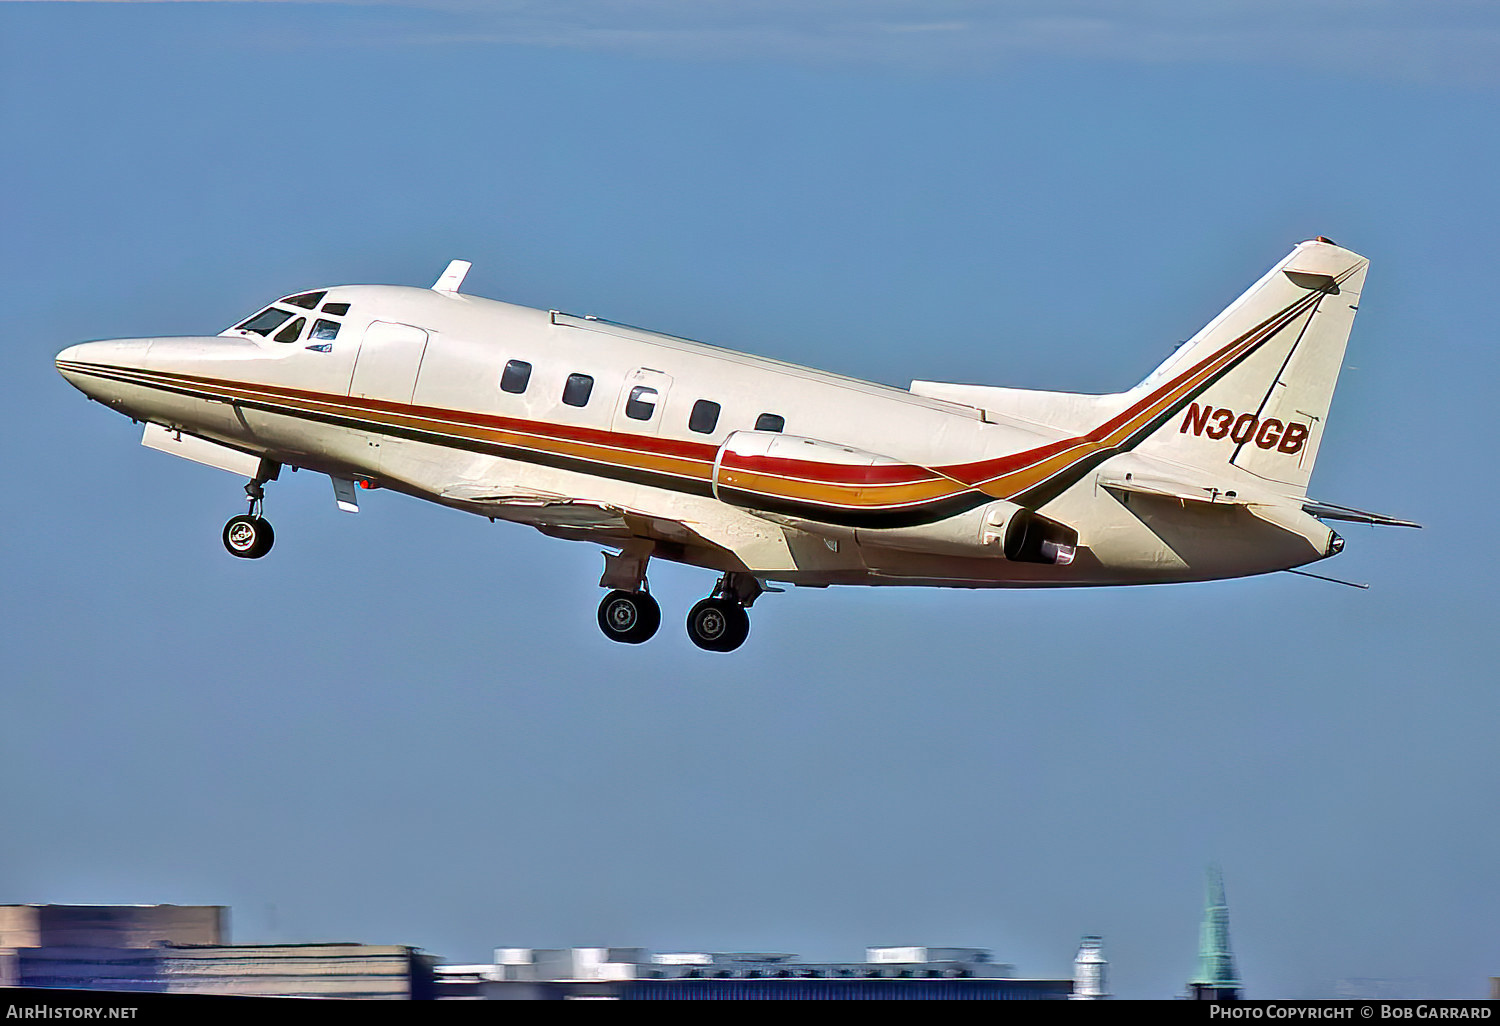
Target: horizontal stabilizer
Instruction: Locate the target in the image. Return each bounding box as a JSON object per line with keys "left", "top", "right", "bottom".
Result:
{"left": 1097, "top": 470, "right": 1257, "bottom": 507}
{"left": 1302, "top": 499, "right": 1421, "bottom": 528}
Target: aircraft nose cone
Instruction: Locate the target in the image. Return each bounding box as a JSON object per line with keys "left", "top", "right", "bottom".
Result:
{"left": 55, "top": 338, "right": 153, "bottom": 396}
{"left": 55, "top": 341, "right": 97, "bottom": 376}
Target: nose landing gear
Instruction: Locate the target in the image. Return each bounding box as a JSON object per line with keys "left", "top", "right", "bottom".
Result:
{"left": 223, "top": 513, "right": 273, "bottom": 559}
{"left": 222, "top": 476, "right": 276, "bottom": 559}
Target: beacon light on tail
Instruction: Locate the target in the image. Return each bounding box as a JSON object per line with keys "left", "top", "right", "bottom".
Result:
{"left": 56, "top": 242, "right": 1417, "bottom": 652}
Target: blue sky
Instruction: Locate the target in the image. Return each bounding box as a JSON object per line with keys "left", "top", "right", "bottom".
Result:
{"left": 1, "top": 1, "right": 1495, "bottom": 999}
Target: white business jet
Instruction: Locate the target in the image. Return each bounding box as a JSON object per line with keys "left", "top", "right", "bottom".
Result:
{"left": 56, "top": 238, "right": 1415, "bottom": 651}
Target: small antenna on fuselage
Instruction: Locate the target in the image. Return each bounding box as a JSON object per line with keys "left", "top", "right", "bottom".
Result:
{"left": 432, "top": 259, "right": 472, "bottom": 294}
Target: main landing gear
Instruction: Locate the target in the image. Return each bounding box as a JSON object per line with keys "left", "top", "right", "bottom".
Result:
{"left": 222, "top": 477, "right": 275, "bottom": 559}
{"left": 685, "top": 574, "right": 758, "bottom": 653}
{"left": 596, "top": 589, "right": 661, "bottom": 645}
{"left": 685, "top": 594, "right": 750, "bottom": 653}
{"left": 595, "top": 546, "right": 761, "bottom": 652}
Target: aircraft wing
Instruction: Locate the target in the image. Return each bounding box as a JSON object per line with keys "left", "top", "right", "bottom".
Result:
{"left": 440, "top": 489, "right": 631, "bottom": 532}
{"left": 437, "top": 485, "right": 734, "bottom": 549}
{"left": 1301, "top": 499, "right": 1422, "bottom": 528}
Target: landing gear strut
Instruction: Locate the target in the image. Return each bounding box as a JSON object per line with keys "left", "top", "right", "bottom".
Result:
{"left": 593, "top": 545, "right": 762, "bottom": 651}
{"left": 686, "top": 573, "right": 759, "bottom": 653}
{"left": 596, "top": 541, "right": 660, "bottom": 644}
{"left": 223, "top": 475, "right": 275, "bottom": 559}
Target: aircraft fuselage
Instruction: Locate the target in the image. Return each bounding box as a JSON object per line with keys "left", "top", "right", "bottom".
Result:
{"left": 57, "top": 242, "right": 1393, "bottom": 649}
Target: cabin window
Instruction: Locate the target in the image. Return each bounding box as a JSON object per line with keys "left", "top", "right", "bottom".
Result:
{"left": 309, "top": 319, "right": 340, "bottom": 341}
{"left": 273, "top": 317, "right": 306, "bottom": 343}
{"left": 755, "top": 413, "right": 785, "bottom": 433}
{"left": 562, "top": 373, "right": 594, "bottom": 407}
{"left": 625, "top": 385, "right": 659, "bottom": 420}
{"left": 689, "top": 399, "right": 721, "bottom": 434}
{"left": 281, "top": 291, "right": 326, "bottom": 310}
{"left": 236, "top": 307, "right": 294, "bottom": 336}
{"left": 321, "top": 302, "right": 351, "bottom": 316}
{"left": 501, "top": 360, "right": 532, "bottom": 394}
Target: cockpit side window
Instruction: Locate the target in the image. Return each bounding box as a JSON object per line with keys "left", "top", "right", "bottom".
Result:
{"left": 273, "top": 317, "right": 307, "bottom": 343}
{"left": 237, "top": 307, "right": 295, "bottom": 336}
{"left": 321, "top": 302, "right": 351, "bottom": 316}
{"left": 281, "top": 291, "right": 326, "bottom": 310}
{"left": 310, "top": 319, "right": 340, "bottom": 341}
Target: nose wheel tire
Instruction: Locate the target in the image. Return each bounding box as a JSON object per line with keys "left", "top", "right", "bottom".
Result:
{"left": 597, "top": 590, "right": 661, "bottom": 644}
{"left": 223, "top": 514, "right": 274, "bottom": 559}
{"left": 686, "top": 597, "right": 750, "bottom": 653}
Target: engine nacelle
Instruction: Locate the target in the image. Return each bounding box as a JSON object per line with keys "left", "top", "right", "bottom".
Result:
{"left": 712, "top": 430, "right": 1077, "bottom": 564}
{"left": 856, "top": 501, "right": 1076, "bottom": 564}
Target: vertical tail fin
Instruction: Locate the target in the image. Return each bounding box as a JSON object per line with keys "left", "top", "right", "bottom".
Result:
{"left": 1131, "top": 238, "right": 1368, "bottom": 494}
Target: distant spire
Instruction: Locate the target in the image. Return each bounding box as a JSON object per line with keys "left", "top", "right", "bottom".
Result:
{"left": 1189, "top": 864, "right": 1241, "bottom": 999}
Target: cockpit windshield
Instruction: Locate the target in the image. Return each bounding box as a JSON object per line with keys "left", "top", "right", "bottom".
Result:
{"left": 273, "top": 317, "right": 307, "bottom": 343}
{"left": 230, "top": 294, "right": 352, "bottom": 341}
{"left": 280, "top": 291, "right": 327, "bottom": 310}
{"left": 236, "top": 307, "right": 295, "bottom": 336}
{"left": 309, "top": 318, "right": 340, "bottom": 341}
